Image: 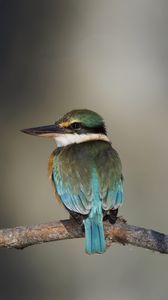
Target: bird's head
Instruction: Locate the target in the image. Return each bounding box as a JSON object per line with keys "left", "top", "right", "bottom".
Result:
{"left": 21, "top": 109, "right": 110, "bottom": 147}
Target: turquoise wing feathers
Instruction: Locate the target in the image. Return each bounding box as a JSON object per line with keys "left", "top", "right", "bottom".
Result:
{"left": 52, "top": 146, "right": 92, "bottom": 215}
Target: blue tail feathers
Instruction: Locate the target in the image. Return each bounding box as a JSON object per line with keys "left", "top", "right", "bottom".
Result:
{"left": 83, "top": 217, "right": 106, "bottom": 254}
{"left": 83, "top": 168, "right": 106, "bottom": 254}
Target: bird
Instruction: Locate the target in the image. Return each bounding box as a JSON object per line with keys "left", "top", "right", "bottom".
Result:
{"left": 22, "top": 109, "right": 124, "bottom": 254}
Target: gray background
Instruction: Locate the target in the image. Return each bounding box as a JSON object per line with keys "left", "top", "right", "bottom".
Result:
{"left": 0, "top": 1, "right": 168, "bottom": 299}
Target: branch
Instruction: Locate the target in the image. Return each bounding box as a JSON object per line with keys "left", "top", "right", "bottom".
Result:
{"left": 0, "top": 218, "right": 168, "bottom": 254}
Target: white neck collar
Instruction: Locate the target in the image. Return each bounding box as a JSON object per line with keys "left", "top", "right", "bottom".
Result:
{"left": 54, "top": 133, "right": 110, "bottom": 147}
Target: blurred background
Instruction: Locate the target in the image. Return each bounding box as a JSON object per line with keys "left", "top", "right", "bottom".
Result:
{"left": 0, "top": 0, "right": 168, "bottom": 299}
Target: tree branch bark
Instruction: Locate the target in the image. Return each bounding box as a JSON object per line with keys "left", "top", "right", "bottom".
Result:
{"left": 0, "top": 218, "right": 168, "bottom": 253}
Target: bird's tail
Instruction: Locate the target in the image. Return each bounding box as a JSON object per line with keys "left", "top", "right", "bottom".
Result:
{"left": 83, "top": 217, "right": 106, "bottom": 254}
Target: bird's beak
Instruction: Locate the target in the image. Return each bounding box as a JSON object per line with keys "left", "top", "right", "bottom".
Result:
{"left": 21, "top": 124, "right": 66, "bottom": 137}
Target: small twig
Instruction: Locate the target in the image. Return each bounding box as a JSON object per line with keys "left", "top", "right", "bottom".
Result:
{"left": 0, "top": 218, "right": 168, "bottom": 253}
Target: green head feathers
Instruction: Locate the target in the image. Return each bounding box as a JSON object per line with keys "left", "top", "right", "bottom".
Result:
{"left": 60, "top": 109, "right": 104, "bottom": 127}
{"left": 56, "top": 109, "right": 106, "bottom": 134}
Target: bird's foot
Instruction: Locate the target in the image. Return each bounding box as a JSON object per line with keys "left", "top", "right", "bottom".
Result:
{"left": 69, "top": 211, "right": 83, "bottom": 226}
{"left": 108, "top": 208, "right": 118, "bottom": 224}
{"left": 116, "top": 216, "right": 127, "bottom": 224}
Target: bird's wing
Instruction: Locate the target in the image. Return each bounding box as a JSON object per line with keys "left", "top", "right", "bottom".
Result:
{"left": 51, "top": 146, "right": 93, "bottom": 215}
{"left": 95, "top": 143, "right": 124, "bottom": 210}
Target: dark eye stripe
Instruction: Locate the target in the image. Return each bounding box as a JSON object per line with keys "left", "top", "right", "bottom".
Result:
{"left": 69, "top": 122, "right": 81, "bottom": 130}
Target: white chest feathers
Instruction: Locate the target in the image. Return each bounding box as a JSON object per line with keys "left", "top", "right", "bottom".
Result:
{"left": 54, "top": 133, "right": 110, "bottom": 147}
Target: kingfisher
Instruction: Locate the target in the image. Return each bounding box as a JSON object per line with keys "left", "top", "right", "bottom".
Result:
{"left": 22, "top": 109, "right": 124, "bottom": 254}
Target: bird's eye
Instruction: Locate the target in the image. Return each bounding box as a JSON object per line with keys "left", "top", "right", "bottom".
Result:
{"left": 69, "top": 122, "right": 81, "bottom": 130}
